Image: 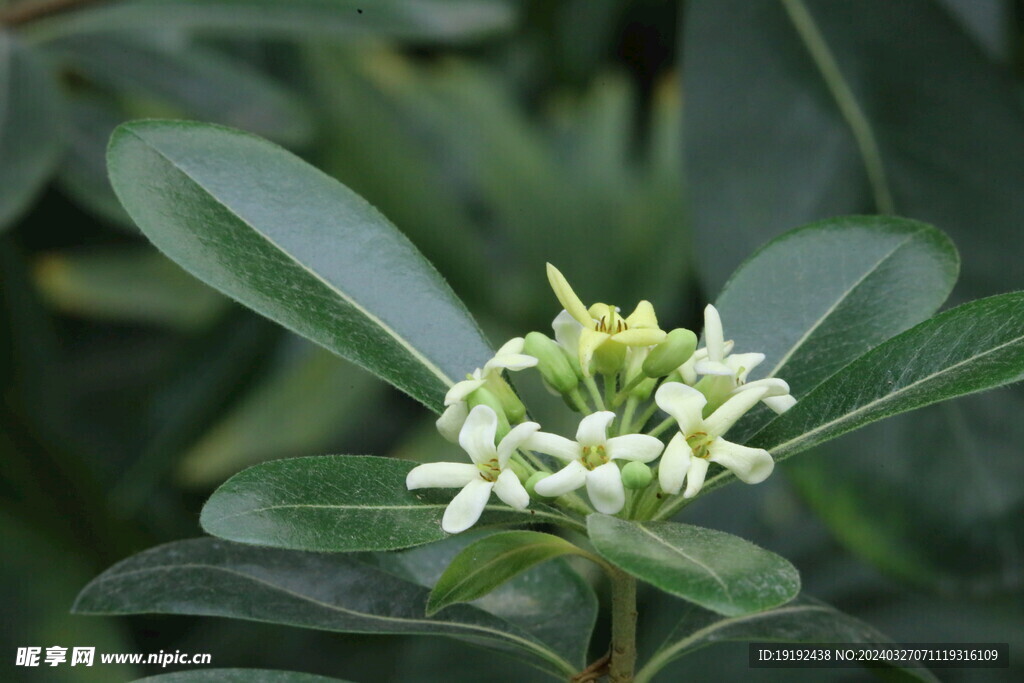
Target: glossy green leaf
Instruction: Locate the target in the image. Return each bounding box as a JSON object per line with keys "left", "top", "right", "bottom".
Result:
{"left": 33, "top": 247, "right": 226, "bottom": 330}
{"left": 750, "top": 293, "right": 1024, "bottom": 460}
{"left": 636, "top": 596, "right": 937, "bottom": 683}
{"left": 0, "top": 31, "right": 63, "bottom": 231}
{"left": 107, "top": 120, "right": 493, "bottom": 412}
{"left": 201, "top": 455, "right": 575, "bottom": 552}
{"left": 49, "top": 35, "right": 313, "bottom": 145}
{"left": 427, "top": 530, "right": 594, "bottom": 615}
{"left": 372, "top": 531, "right": 597, "bottom": 670}
{"left": 32, "top": 0, "right": 513, "bottom": 42}
{"left": 134, "top": 671, "right": 349, "bottom": 682}
{"left": 74, "top": 538, "right": 577, "bottom": 678}
{"left": 587, "top": 515, "right": 800, "bottom": 617}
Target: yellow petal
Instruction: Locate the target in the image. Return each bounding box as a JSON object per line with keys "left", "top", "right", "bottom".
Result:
{"left": 625, "top": 300, "right": 660, "bottom": 329}
{"left": 578, "top": 328, "right": 610, "bottom": 376}
{"left": 546, "top": 264, "right": 593, "bottom": 328}
{"left": 613, "top": 328, "right": 667, "bottom": 346}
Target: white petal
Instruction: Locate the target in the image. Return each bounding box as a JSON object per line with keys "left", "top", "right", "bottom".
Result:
{"left": 497, "top": 421, "right": 541, "bottom": 468}
{"left": 442, "top": 478, "right": 494, "bottom": 534}
{"left": 493, "top": 469, "right": 529, "bottom": 510}
{"left": 703, "top": 304, "right": 726, "bottom": 362}
{"left": 436, "top": 402, "right": 468, "bottom": 443}
{"left": 654, "top": 382, "right": 707, "bottom": 436}
{"left": 763, "top": 394, "right": 797, "bottom": 414}
{"left": 693, "top": 359, "right": 735, "bottom": 376}
{"left": 459, "top": 404, "right": 499, "bottom": 465}
{"left": 735, "top": 377, "right": 790, "bottom": 397}
{"left": 406, "top": 462, "right": 479, "bottom": 490}
{"left": 445, "top": 377, "right": 486, "bottom": 404}
{"left": 533, "top": 460, "right": 588, "bottom": 497}
{"left": 658, "top": 432, "right": 691, "bottom": 495}
{"left": 495, "top": 337, "right": 525, "bottom": 356}
{"left": 683, "top": 457, "right": 709, "bottom": 498}
{"left": 552, "top": 310, "right": 583, "bottom": 351}
{"left": 704, "top": 386, "right": 768, "bottom": 437}
{"left": 524, "top": 431, "right": 581, "bottom": 462}
{"left": 586, "top": 462, "right": 626, "bottom": 514}
{"left": 606, "top": 434, "right": 664, "bottom": 463}
{"left": 724, "top": 352, "right": 765, "bottom": 383}
{"left": 576, "top": 411, "right": 615, "bottom": 447}
{"left": 708, "top": 438, "right": 774, "bottom": 484}
{"left": 489, "top": 353, "right": 538, "bottom": 373}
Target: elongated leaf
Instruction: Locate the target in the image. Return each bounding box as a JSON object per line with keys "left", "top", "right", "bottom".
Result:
{"left": 372, "top": 531, "right": 597, "bottom": 669}
{"left": 74, "top": 538, "right": 576, "bottom": 678}
{"left": 0, "top": 31, "right": 63, "bottom": 231}
{"left": 427, "top": 530, "right": 593, "bottom": 615}
{"left": 108, "top": 120, "right": 493, "bottom": 412}
{"left": 201, "top": 455, "right": 575, "bottom": 552}
{"left": 135, "top": 671, "right": 349, "bottom": 682}
{"left": 636, "top": 596, "right": 936, "bottom": 683}
{"left": 588, "top": 515, "right": 799, "bottom": 617}
{"left": 751, "top": 293, "right": 1024, "bottom": 460}
{"left": 49, "top": 35, "right": 312, "bottom": 145}
{"left": 32, "top": 0, "right": 513, "bottom": 42}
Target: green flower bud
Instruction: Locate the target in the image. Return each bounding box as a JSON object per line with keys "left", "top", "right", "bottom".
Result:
{"left": 486, "top": 376, "right": 526, "bottom": 423}
{"left": 629, "top": 376, "right": 658, "bottom": 401}
{"left": 467, "top": 387, "right": 511, "bottom": 439}
{"left": 643, "top": 328, "right": 698, "bottom": 378}
{"left": 621, "top": 461, "right": 653, "bottom": 490}
{"left": 592, "top": 339, "right": 627, "bottom": 375}
{"left": 526, "top": 472, "right": 553, "bottom": 498}
{"left": 524, "top": 332, "right": 579, "bottom": 393}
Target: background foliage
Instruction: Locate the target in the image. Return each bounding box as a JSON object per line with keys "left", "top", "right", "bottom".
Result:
{"left": 1, "top": 0, "right": 1022, "bottom": 680}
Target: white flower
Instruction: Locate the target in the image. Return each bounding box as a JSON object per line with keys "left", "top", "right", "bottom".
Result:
{"left": 409, "top": 405, "right": 538, "bottom": 533}
{"left": 526, "top": 411, "right": 664, "bottom": 514}
{"left": 654, "top": 382, "right": 774, "bottom": 498}
{"left": 685, "top": 304, "right": 796, "bottom": 415}
{"left": 436, "top": 338, "right": 537, "bottom": 442}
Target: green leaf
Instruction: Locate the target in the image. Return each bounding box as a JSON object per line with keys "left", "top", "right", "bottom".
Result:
{"left": 587, "top": 515, "right": 800, "bottom": 617}
{"left": 74, "top": 538, "right": 577, "bottom": 678}
{"left": 107, "top": 120, "right": 493, "bottom": 412}
{"left": 134, "top": 671, "right": 350, "bottom": 682}
{"left": 427, "top": 530, "right": 594, "bottom": 615}
{"left": 372, "top": 531, "right": 597, "bottom": 670}
{"left": 751, "top": 293, "right": 1024, "bottom": 460}
{"left": 48, "top": 35, "right": 313, "bottom": 146}
{"left": 0, "top": 31, "right": 63, "bottom": 231}
{"left": 636, "top": 596, "right": 937, "bottom": 683}
{"left": 31, "top": 0, "right": 513, "bottom": 42}
{"left": 200, "top": 455, "right": 575, "bottom": 552}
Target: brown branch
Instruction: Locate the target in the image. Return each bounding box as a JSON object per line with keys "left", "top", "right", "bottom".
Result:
{"left": 572, "top": 651, "right": 610, "bottom": 683}
{"left": 0, "top": 0, "right": 106, "bottom": 27}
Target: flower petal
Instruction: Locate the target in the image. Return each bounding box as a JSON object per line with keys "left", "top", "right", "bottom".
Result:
{"left": 459, "top": 404, "right": 499, "bottom": 465}
{"left": 495, "top": 337, "right": 525, "bottom": 356}
{"left": 489, "top": 353, "right": 538, "bottom": 373}
{"left": 763, "top": 394, "right": 797, "bottom": 414}
{"left": 436, "top": 402, "right": 468, "bottom": 443}
{"left": 624, "top": 300, "right": 659, "bottom": 329}
{"left": 693, "top": 359, "right": 734, "bottom": 376}
{"left": 497, "top": 421, "right": 541, "bottom": 467}
{"left": 553, "top": 310, "right": 584, "bottom": 351}
{"left": 534, "top": 460, "right": 588, "bottom": 497}
{"left": 708, "top": 438, "right": 774, "bottom": 484}
{"left": 445, "top": 377, "right": 486, "bottom": 405}
{"left": 703, "top": 304, "right": 726, "bottom": 363}
{"left": 406, "top": 462, "right": 479, "bottom": 490}
{"left": 524, "top": 431, "right": 581, "bottom": 462}
{"left": 586, "top": 462, "right": 626, "bottom": 514}
{"left": 442, "top": 478, "right": 494, "bottom": 534}
{"left": 735, "top": 377, "right": 790, "bottom": 397}
{"left": 578, "top": 328, "right": 610, "bottom": 375}
{"left": 547, "top": 263, "right": 593, "bottom": 328}
{"left": 606, "top": 434, "right": 664, "bottom": 463}
{"left": 724, "top": 352, "right": 765, "bottom": 383}
{"left": 614, "top": 328, "right": 667, "bottom": 347}
{"left": 683, "top": 457, "right": 709, "bottom": 498}
{"left": 493, "top": 469, "right": 530, "bottom": 510}
{"left": 576, "top": 411, "right": 615, "bottom": 447}
{"left": 704, "top": 386, "right": 767, "bottom": 437}
{"left": 658, "top": 432, "right": 691, "bottom": 495}
{"left": 654, "top": 382, "right": 707, "bottom": 436}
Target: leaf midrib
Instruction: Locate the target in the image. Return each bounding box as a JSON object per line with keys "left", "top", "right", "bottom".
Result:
{"left": 635, "top": 524, "right": 732, "bottom": 602}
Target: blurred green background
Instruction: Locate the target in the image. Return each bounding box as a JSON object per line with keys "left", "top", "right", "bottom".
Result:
{"left": 1, "top": 0, "right": 1023, "bottom": 680}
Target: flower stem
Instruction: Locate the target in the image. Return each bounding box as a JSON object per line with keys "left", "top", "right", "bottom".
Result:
{"left": 619, "top": 396, "right": 638, "bottom": 436}
{"left": 646, "top": 416, "right": 675, "bottom": 439}
{"left": 608, "top": 568, "right": 638, "bottom": 682}
{"left": 633, "top": 400, "right": 661, "bottom": 432}
{"left": 569, "top": 388, "right": 591, "bottom": 414}
{"left": 584, "top": 375, "right": 606, "bottom": 411}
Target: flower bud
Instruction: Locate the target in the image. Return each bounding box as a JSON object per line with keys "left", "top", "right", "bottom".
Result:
{"left": 467, "top": 387, "right": 511, "bottom": 439}
{"left": 524, "top": 332, "right": 579, "bottom": 393}
{"left": 526, "top": 472, "right": 553, "bottom": 499}
{"left": 643, "top": 328, "right": 697, "bottom": 378}
{"left": 485, "top": 376, "right": 527, "bottom": 423}
{"left": 621, "top": 461, "right": 653, "bottom": 490}
{"left": 591, "top": 339, "right": 627, "bottom": 375}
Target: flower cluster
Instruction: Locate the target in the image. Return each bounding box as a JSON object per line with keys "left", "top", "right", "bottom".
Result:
{"left": 406, "top": 265, "right": 797, "bottom": 533}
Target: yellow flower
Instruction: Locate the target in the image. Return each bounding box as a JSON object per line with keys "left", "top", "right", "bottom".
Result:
{"left": 546, "top": 263, "right": 666, "bottom": 375}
